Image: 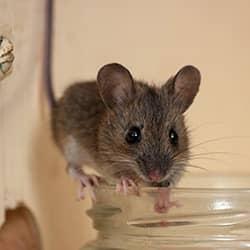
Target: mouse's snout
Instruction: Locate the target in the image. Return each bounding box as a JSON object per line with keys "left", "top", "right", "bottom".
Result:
{"left": 137, "top": 154, "right": 170, "bottom": 183}
{"left": 148, "top": 169, "right": 162, "bottom": 182}
{"left": 146, "top": 167, "right": 167, "bottom": 183}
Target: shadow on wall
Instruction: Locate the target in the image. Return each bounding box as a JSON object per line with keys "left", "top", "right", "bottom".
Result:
{"left": 29, "top": 110, "right": 96, "bottom": 250}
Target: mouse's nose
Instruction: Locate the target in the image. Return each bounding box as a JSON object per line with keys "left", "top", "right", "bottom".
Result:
{"left": 148, "top": 169, "right": 161, "bottom": 182}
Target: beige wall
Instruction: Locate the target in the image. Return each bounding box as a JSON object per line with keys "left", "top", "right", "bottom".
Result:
{"left": 1, "top": 0, "right": 250, "bottom": 249}
{"left": 55, "top": 0, "right": 250, "bottom": 175}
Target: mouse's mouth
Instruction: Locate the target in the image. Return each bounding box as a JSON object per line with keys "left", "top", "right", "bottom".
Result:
{"left": 135, "top": 169, "right": 169, "bottom": 186}
{"left": 150, "top": 180, "right": 170, "bottom": 187}
{"left": 135, "top": 157, "right": 175, "bottom": 185}
{"left": 139, "top": 167, "right": 169, "bottom": 185}
{"left": 130, "top": 166, "right": 172, "bottom": 187}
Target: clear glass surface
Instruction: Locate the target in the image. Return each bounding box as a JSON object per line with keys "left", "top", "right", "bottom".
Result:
{"left": 82, "top": 179, "right": 250, "bottom": 250}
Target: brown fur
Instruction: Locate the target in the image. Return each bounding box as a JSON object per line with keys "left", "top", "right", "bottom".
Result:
{"left": 51, "top": 63, "right": 200, "bottom": 186}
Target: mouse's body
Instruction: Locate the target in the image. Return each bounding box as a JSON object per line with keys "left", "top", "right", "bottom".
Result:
{"left": 51, "top": 82, "right": 105, "bottom": 199}
{"left": 43, "top": 0, "right": 201, "bottom": 202}
{"left": 50, "top": 64, "right": 200, "bottom": 200}
{"left": 51, "top": 82, "right": 103, "bottom": 170}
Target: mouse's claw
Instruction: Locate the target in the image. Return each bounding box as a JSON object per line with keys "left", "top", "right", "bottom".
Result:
{"left": 78, "top": 174, "right": 97, "bottom": 202}
{"left": 116, "top": 177, "right": 139, "bottom": 196}
{"left": 77, "top": 182, "right": 86, "bottom": 201}
{"left": 154, "top": 188, "right": 181, "bottom": 213}
{"left": 68, "top": 166, "right": 100, "bottom": 202}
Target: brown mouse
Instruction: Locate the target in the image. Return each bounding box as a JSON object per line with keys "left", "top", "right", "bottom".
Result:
{"left": 43, "top": 0, "right": 201, "bottom": 201}
{"left": 51, "top": 63, "right": 200, "bottom": 200}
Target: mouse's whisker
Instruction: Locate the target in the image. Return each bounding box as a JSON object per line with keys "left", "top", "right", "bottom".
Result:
{"left": 109, "top": 156, "right": 138, "bottom": 166}
{"left": 170, "top": 153, "right": 189, "bottom": 163}
{"left": 189, "top": 151, "right": 249, "bottom": 160}
{"left": 171, "top": 165, "right": 189, "bottom": 174}
{"left": 171, "top": 149, "right": 190, "bottom": 160}
{"left": 189, "top": 136, "right": 250, "bottom": 151}
{"left": 109, "top": 168, "right": 138, "bottom": 179}
{"left": 104, "top": 157, "right": 136, "bottom": 166}
{"left": 107, "top": 164, "right": 135, "bottom": 172}
{"left": 186, "top": 121, "right": 225, "bottom": 135}
{"left": 116, "top": 160, "right": 137, "bottom": 165}
{"left": 174, "top": 161, "right": 208, "bottom": 171}
{"left": 105, "top": 167, "right": 126, "bottom": 176}
{"left": 185, "top": 164, "right": 208, "bottom": 171}
{"left": 172, "top": 135, "right": 250, "bottom": 161}
{"left": 188, "top": 156, "right": 231, "bottom": 166}
{"left": 105, "top": 161, "right": 137, "bottom": 175}
{"left": 165, "top": 166, "right": 185, "bottom": 186}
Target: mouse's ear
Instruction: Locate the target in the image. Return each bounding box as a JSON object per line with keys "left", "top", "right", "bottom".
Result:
{"left": 168, "top": 65, "right": 201, "bottom": 113}
{"left": 97, "top": 63, "right": 135, "bottom": 108}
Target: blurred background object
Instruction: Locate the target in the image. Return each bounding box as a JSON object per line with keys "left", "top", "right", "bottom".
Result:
{"left": 0, "top": 206, "right": 41, "bottom": 250}
{"left": 0, "top": 36, "right": 14, "bottom": 81}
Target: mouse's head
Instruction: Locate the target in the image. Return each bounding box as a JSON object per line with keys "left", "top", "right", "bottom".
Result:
{"left": 97, "top": 63, "right": 200, "bottom": 186}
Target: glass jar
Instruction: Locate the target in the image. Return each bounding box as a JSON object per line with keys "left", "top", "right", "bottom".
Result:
{"left": 82, "top": 180, "right": 250, "bottom": 250}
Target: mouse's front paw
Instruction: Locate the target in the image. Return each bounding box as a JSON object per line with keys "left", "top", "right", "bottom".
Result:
{"left": 77, "top": 174, "right": 101, "bottom": 202}
{"left": 116, "top": 177, "right": 140, "bottom": 196}
{"left": 67, "top": 166, "right": 101, "bottom": 202}
{"left": 154, "top": 188, "right": 181, "bottom": 213}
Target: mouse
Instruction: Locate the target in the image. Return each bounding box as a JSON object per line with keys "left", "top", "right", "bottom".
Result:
{"left": 50, "top": 63, "right": 200, "bottom": 201}
{"left": 42, "top": 0, "right": 201, "bottom": 203}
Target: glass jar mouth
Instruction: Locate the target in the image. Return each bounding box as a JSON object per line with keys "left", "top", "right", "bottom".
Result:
{"left": 84, "top": 177, "right": 250, "bottom": 249}
{"left": 100, "top": 184, "right": 250, "bottom": 194}
{"left": 99, "top": 173, "right": 250, "bottom": 192}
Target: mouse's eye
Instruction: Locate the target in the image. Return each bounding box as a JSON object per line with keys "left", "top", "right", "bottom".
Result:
{"left": 126, "top": 126, "right": 141, "bottom": 144}
{"left": 169, "top": 129, "right": 178, "bottom": 146}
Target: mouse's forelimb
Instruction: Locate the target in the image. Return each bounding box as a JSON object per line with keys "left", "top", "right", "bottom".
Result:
{"left": 67, "top": 164, "right": 100, "bottom": 201}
